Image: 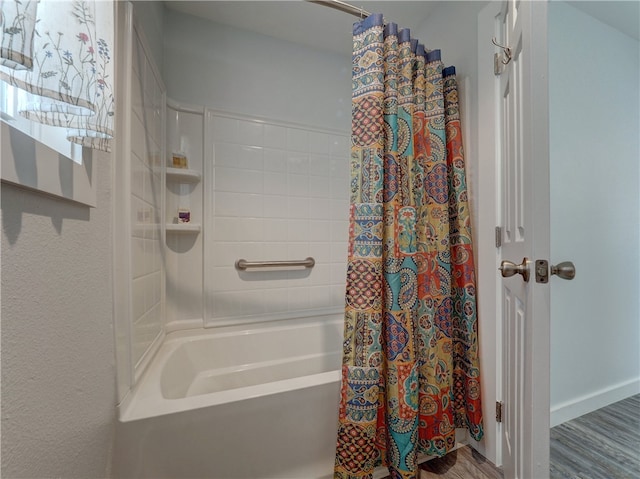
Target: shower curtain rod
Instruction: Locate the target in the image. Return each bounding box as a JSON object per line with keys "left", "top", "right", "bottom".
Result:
{"left": 307, "top": 0, "right": 372, "bottom": 19}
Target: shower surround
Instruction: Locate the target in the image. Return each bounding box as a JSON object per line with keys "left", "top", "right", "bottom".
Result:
{"left": 114, "top": 5, "right": 355, "bottom": 478}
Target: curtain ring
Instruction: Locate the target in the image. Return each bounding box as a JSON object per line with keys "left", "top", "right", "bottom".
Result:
{"left": 492, "top": 37, "right": 512, "bottom": 65}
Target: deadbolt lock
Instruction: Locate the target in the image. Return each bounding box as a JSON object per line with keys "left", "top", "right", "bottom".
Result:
{"left": 535, "top": 260, "right": 576, "bottom": 283}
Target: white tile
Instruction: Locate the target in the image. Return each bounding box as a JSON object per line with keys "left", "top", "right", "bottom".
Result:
{"left": 131, "top": 70, "right": 143, "bottom": 122}
{"left": 309, "top": 264, "right": 331, "bottom": 286}
{"left": 211, "top": 291, "right": 242, "bottom": 317}
{"left": 288, "top": 197, "right": 309, "bottom": 219}
{"left": 152, "top": 272, "right": 162, "bottom": 305}
{"left": 331, "top": 284, "right": 347, "bottom": 308}
{"left": 132, "top": 277, "right": 146, "bottom": 321}
{"left": 330, "top": 156, "right": 349, "bottom": 178}
{"left": 212, "top": 266, "right": 245, "bottom": 292}
{"left": 263, "top": 148, "right": 287, "bottom": 172}
{"left": 144, "top": 206, "right": 156, "bottom": 240}
{"left": 288, "top": 219, "right": 309, "bottom": 242}
{"left": 236, "top": 218, "right": 264, "bottom": 242}
{"left": 264, "top": 124, "right": 287, "bottom": 149}
{"left": 214, "top": 242, "right": 264, "bottom": 267}
{"left": 132, "top": 238, "right": 145, "bottom": 279}
{"left": 308, "top": 176, "right": 330, "bottom": 198}
{"left": 144, "top": 273, "right": 156, "bottom": 311}
{"left": 213, "top": 218, "right": 237, "bottom": 242}
{"left": 308, "top": 220, "right": 332, "bottom": 242}
{"left": 131, "top": 155, "right": 144, "bottom": 200}
{"left": 287, "top": 152, "right": 309, "bottom": 175}
{"left": 309, "top": 285, "right": 332, "bottom": 309}
{"left": 288, "top": 174, "right": 309, "bottom": 197}
{"left": 330, "top": 199, "right": 350, "bottom": 220}
{"left": 309, "top": 242, "right": 332, "bottom": 263}
{"left": 330, "top": 175, "right": 350, "bottom": 200}
{"left": 132, "top": 196, "right": 146, "bottom": 238}
{"left": 153, "top": 239, "right": 161, "bottom": 272}
{"left": 215, "top": 192, "right": 264, "bottom": 218}
{"left": 215, "top": 167, "right": 263, "bottom": 194}
{"left": 264, "top": 172, "right": 287, "bottom": 196}
{"left": 309, "top": 154, "right": 330, "bottom": 177}
{"left": 131, "top": 114, "right": 146, "bottom": 164}
{"left": 329, "top": 135, "right": 350, "bottom": 156}
{"left": 331, "top": 241, "right": 349, "bottom": 263}
{"left": 287, "top": 242, "right": 309, "bottom": 260}
{"left": 242, "top": 290, "right": 266, "bottom": 316}
{"left": 237, "top": 145, "right": 264, "bottom": 170}
{"left": 263, "top": 195, "right": 287, "bottom": 219}
{"left": 212, "top": 116, "right": 240, "bottom": 143}
{"left": 262, "top": 242, "right": 288, "bottom": 261}
{"left": 287, "top": 128, "right": 308, "bottom": 152}
{"left": 213, "top": 142, "right": 241, "bottom": 168}
{"left": 262, "top": 288, "right": 289, "bottom": 314}
{"left": 144, "top": 238, "right": 155, "bottom": 275}
{"left": 332, "top": 220, "right": 349, "bottom": 242}
{"left": 288, "top": 287, "right": 309, "bottom": 311}
{"left": 308, "top": 131, "right": 329, "bottom": 154}
{"left": 263, "top": 219, "right": 288, "bottom": 242}
{"left": 142, "top": 165, "right": 153, "bottom": 204}
{"left": 308, "top": 198, "right": 331, "bottom": 220}
{"left": 239, "top": 120, "right": 264, "bottom": 147}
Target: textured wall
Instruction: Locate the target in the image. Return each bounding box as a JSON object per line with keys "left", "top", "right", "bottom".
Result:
{"left": 1, "top": 152, "right": 116, "bottom": 478}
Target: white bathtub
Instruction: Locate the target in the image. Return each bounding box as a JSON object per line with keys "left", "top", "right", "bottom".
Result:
{"left": 113, "top": 314, "right": 343, "bottom": 479}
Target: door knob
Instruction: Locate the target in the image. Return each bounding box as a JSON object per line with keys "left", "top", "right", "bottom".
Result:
{"left": 499, "top": 257, "right": 530, "bottom": 282}
{"left": 551, "top": 261, "right": 575, "bottom": 280}
{"left": 534, "top": 260, "right": 576, "bottom": 282}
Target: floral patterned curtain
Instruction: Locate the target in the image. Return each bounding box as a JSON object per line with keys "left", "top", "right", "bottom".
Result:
{"left": 0, "top": 0, "right": 114, "bottom": 151}
{"left": 335, "top": 14, "right": 483, "bottom": 479}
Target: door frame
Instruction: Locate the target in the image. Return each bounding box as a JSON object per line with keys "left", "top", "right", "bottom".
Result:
{"left": 476, "top": 1, "right": 550, "bottom": 476}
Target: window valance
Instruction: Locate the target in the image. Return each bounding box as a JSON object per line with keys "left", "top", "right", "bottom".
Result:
{"left": 0, "top": 0, "right": 114, "bottom": 152}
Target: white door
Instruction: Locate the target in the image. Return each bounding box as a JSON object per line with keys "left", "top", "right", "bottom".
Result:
{"left": 480, "top": 1, "right": 551, "bottom": 477}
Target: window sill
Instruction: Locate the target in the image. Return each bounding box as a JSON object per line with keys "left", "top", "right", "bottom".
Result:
{"left": 1, "top": 122, "right": 97, "bottom": 207}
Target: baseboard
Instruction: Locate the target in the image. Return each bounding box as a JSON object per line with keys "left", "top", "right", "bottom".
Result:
{"left": 550, "top": 377, "right": 640, "bottom": 427}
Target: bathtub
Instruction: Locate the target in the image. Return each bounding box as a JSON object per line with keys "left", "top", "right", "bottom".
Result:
{"left": 113, "top": 314, "right": 344, "bottom": 479}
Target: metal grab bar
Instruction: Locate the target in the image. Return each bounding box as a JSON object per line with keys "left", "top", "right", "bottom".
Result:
{"left": 235, "top": 257, "right": 316, "bottom": 271}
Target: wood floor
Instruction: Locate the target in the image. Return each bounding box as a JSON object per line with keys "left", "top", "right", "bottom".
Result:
{"left": 419, "top": 446, "right": 503, "bottom": 479}
{"left": 550, "top": 394, "right": 640, "bottom": 479}
{"left": 380, "top": 394, "right": 639, "bottom": 479}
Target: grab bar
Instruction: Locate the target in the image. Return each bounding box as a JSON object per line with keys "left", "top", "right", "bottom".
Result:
{"left": 235, "top": 257, "right": 316, "bottom": 271}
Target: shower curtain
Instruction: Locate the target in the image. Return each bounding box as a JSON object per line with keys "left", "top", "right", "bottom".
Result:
{"left": 334, "top": 14, "right": 483, "bottom": 479}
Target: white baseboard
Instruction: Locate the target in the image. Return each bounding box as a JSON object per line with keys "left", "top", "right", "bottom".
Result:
{"left": 550, "top": 377, "right": 640, "bottom": 427}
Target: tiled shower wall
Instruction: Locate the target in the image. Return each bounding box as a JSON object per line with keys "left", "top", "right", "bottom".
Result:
{"left": 130, "top": 22, "right": 165, "bottom": 365}
{"left": 206, "top": 112, "right": 350, "bottom": 325}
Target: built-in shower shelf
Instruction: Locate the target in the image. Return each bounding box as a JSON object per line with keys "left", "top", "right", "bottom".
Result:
{"left": 166, "top": 167, "right": 201, "bottom": 183}
{"left": 166, "top": 223, "right": 201, "bottom": 234}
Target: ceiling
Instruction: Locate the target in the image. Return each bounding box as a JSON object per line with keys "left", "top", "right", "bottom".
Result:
{"left": 567, "top": 1, "right": 639, "bottom": 41}
{"left": 163, "top": 1, "right": 436, "bottom": 56}
{"left": 164, "top": 0, "right": 640, "bottom": 57}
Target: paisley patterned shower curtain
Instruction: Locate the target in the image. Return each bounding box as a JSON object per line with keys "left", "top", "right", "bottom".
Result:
{"left": 334, "top": 14, "right": 483, "bottom": 479}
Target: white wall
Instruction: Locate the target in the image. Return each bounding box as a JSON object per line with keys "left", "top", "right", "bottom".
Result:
{"left": 1, "top": 154, "right": 116, "bottom": 478}
{"left": 549, "top": 1, "right": 640, "bottom": 424}
{"left": 162, "top": 9, "right": 351, "bottom": 132}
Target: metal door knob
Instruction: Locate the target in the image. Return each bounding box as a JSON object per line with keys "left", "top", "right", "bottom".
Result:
{"left": 499, "top": 257, "right": 530, "bottom": 282}
{"left": 551, "top": 261, "right": 575, "bottom": 280}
